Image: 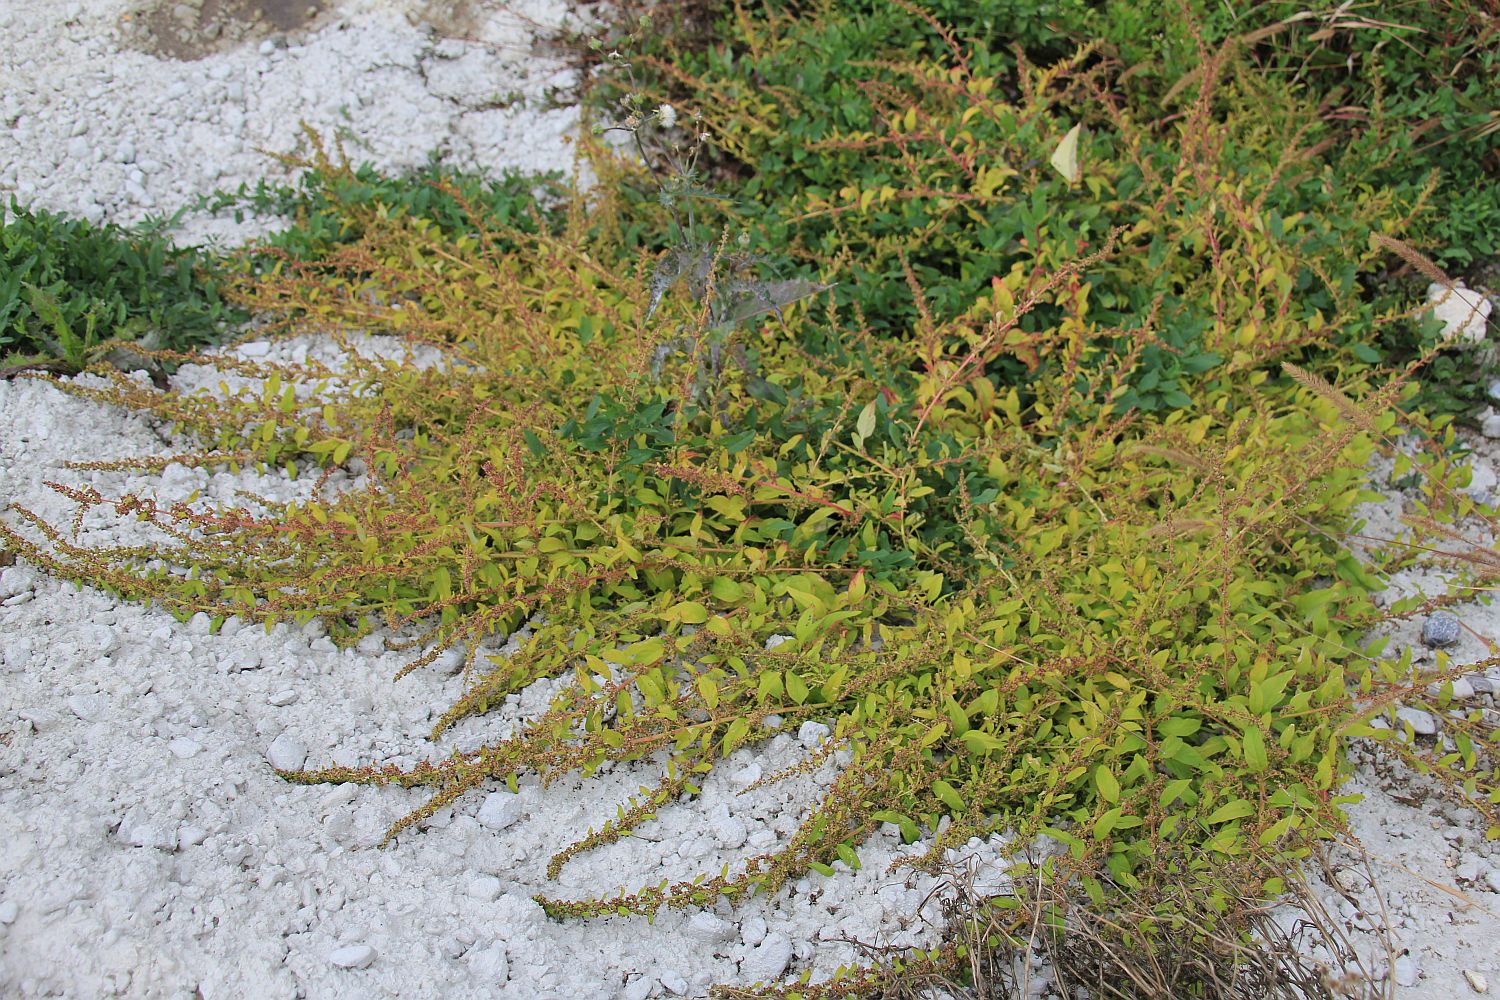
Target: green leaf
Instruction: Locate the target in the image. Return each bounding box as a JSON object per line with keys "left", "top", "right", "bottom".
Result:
{"left": 1241, "top": 726, "right": 1268, "bottom": 773}
{"left": 785, "top": 671, "right": 810, "bottom": 705}
{"left": 932, "top": 779, "right": 965, "bottom": 813}
{"left": 662, "top": 600, "right": 709, "bottom": 625}
{"left": 855, "top": 399, "right": 877, "bottom": 445}
{"left": 710, "top": 577, "right": 744, "bottom": 602}
{"left": 1204, "top": 800, "right": 1255, "bottom": 825}
{"left": 1095, "top": 766, "right": 1121, "bottom": 804}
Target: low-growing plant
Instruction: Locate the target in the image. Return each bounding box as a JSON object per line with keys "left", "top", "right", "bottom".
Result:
{"left": 3, "top": 10, "right": 1498, "bottom": 1000}
{"left": 195, "top": 134, "right": 568, "bottom": 263}
{"left": 1, "top": 199, "right": 242, "bottom": 377}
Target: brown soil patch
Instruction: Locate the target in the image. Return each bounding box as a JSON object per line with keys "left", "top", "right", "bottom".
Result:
{"left": 121, "top": 1, "right": 493, "bottom": 61}
{"left": 123, "top": 0, "right": 330, "bottom": 60}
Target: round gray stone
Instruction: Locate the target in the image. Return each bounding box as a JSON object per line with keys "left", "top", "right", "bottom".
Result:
{"left": 1422, "top": 612, "right": 1462, "bottom": 648}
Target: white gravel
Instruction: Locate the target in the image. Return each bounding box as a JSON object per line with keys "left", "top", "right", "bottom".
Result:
{"left": 2, "top": 1, "right": 1500, "bottom": 998}
{"left": 0, "top": 335, "right": 1016, "bottom": 999}
{"left": 0, "top": 0, "right": 587, "bottom": 248}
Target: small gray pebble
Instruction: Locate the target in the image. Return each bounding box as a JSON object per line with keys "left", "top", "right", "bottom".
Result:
{"left": 1422, "top": 612, "right": 1461, "bottom": 648}
{"left": 1488, "top": 379, "right": 1500, "bottom": 404}
{"left": 1395, "top": 706, "right": 1438, "bottom": 736}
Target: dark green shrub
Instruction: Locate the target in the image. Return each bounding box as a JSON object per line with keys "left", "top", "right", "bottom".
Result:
{"left": 1, "top": 199, "right": 241, "bottom": 372}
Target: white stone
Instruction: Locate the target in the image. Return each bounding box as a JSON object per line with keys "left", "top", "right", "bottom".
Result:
{"left": 740, "top": 915, "right": 767, "bottom": 947}
{"left": 226, "top": 650, "right": 263, "bottom": 672}
{"left": 797, "top": 721, "right": 830, "bottom": 748}
{"left": 0, "top": 901, "right": 17, "bottom": 924}
{"left": 731, "top": 762, "right": 763, "bottom": 787}
{"left": 1427, "top": 282, "right": 1492, "bottom": 345}
{"left": 466, "top": 942, "right": 509, "bottom": 983}
{"left": 741, "top": 932, "right": 793, "bottom": 983}
{"left": 467, "top": 875, "right": 502, "bottom": 902}
{"left": 17, "top": 708, "right": 61, "bottom": 732}
{"left": 329, "top": 944, "right": 376, "bottom": 969}
{"left": 168, "top": 737, "right": 201, "bottom": 759}
{"left": 268, "top": 689, "right": 299, "bottom": 707}
{"left": 659, "top": 971, "right": 689, "bottom": 995}
{"left": 747, "top": 829, "right": 776, "bottom": 850}
{"left": 1395, "top": 706, "right": 1438, "bottom": 736}
{"left": 123, "top": 823, "right": 178, "bottom": 851}
{"left": 685, "top": 912, "right": 733, "bottom": 944}
{"left": 0, "top": 566, "right": 37, "bottom": 594}
{"left": 266, "top": 733, "right": 308, "bottom": 772}
{"left": 476, "top": 791, "right": 522, "bottom": 831}
{"left": 65, "top": 694, "right": 107, "bottom": 721}
{"left": 1392, "top": 954, "right": 1419, "bottom": 987}
{"left": 710, "top": 810, "right": 747, "bottom": 849}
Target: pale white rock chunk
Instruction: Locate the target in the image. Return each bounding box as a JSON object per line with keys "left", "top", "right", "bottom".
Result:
{"left": 740, "top": 915, "right": 767, "bottom": 947}
{"left": 329, "top": 943, "right": 376, "bottom": 969}
{"left": 1395, "top": 706, "right": 1437, "bottom": 736}
{"left": 741, "top": 932, "right": 793, "bottom": 983}
{"left": 467, "top": 942, "right": 509, "bottom": 983}
{"left": 266, "top": 733, "right": 308, "bottom": 771}
{"left": 476, "top": 790, "right": 523, "bottom": 831}
{"left": 709, "top": 808, "right": 747, "bottom": 849}
{"left": 1428, "top": 282, "right": 1492, "bottom": 345}
{"left": 467, "top": 874, "right": 503, "bottom": 902}
{"left": 731, "top": 762, "right": 763, "bottom": 787}
{"left": 686, "top": 912, "right": 734, "bottom": 944}
{"left": 1391, "top": 954, "right": 1420, "bottom": 988}
{"left": 797, "top": 721, "right": 830, "bottom": 748}
{"left": 65, "top": 693, "right": 107, "bottom": 721}
{"left": 123, "top": 823, "right": 178, "bottom": 852}
{"left": 168, "top": 737, "right": 201, "bottom": 759}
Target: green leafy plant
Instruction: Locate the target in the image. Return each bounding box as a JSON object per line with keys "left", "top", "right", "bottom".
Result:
{"left": 4, "top": 7, "right": 1498, "bottom": 998}
{"left": 1, "top": 199, "right": 241, "bottom": 376}
{"left": 195, "top": 135, "right": 568, "bottom": 263}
